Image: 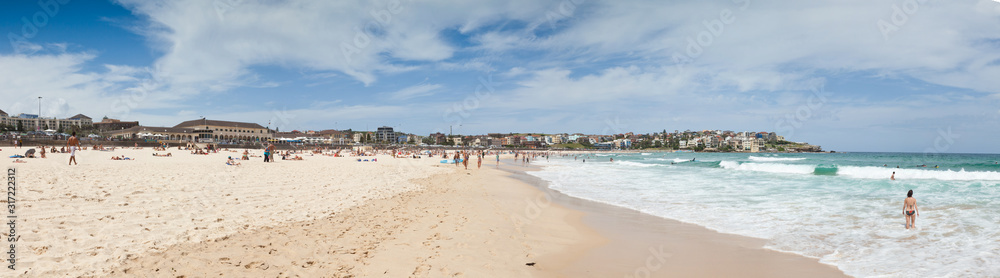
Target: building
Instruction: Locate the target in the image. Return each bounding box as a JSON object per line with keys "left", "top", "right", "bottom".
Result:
{"left": 375, "top": 126, "right": 396, "bottom": 143}
{"left": 108, "top": 126, "right": 200, "bottom": 141}
{"left": 106, "top": 118, "right": 271, "bottom": 143}
{"left": 407, "top": 134, "right": 422, "bottom": 144}
{"left": 318, "top": 129, "right": 352, "bottom": 144}
{"left": 93, "top": 117, "right": 140, "bottom": 132}
{"left": 473, "top": 137, "right": 492, "bottom": 147}
{"left": 428, "top": 132, "right": 447, "bottom": 144}
{"left": 174, "top": 118, "right": 273, "bottom": 142}
{"left": 502, "top": 136, "right": 522, "bottom": 146}
{"left": 0, "top": 111, "right": 92, "bottom": 131}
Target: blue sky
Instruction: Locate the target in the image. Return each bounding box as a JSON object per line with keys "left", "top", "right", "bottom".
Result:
{"left": 2, "top": 0, "right": 999, "bottom": 153}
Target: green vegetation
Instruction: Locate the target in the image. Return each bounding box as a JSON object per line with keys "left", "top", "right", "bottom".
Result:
{"left": 551, "top": 143, "right": 588, "bottom": 149}
{"left": 422, "top": 137, "right": 436, "bottom": 145}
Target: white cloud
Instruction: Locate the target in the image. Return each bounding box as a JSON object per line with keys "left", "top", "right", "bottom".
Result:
{"left": 386, "top": 83, "right": 443, "bottom": 100}
{"left": 112, "top": 0, "right": 556, "bottom": 88}
{"left": 2, "top": 0, "right": 999, "bottom": 152}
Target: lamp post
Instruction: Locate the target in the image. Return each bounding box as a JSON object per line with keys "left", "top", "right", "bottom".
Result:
{"left": 37, "top": 97, "right": 41, "bottom": 131}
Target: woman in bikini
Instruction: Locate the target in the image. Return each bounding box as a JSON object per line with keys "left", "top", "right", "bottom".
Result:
{"left": 903, "top": 190, "right": 919, "bottom": 229}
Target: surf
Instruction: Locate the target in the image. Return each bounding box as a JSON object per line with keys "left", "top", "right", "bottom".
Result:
{"left": 716, "top": 161, "right": 1000, "bottom": 181}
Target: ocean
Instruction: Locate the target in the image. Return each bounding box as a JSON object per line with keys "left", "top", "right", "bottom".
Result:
{"left": 528, "top": 152, "right": 1000, "bottom": 277}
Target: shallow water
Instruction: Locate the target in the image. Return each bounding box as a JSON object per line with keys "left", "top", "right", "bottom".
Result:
{"left": 530, "top": 152, "right": 1000, "bottom": 277}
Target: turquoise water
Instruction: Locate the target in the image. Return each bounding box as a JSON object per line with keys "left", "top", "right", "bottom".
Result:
{"left": 529, "top": 152, "right": 1000, "bottom": 277}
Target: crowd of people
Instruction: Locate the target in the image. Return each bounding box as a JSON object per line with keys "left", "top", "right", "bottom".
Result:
{"left": 8, "top": 135, "right": 565, "bottom": 170}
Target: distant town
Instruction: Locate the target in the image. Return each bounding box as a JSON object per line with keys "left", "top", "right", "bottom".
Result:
{"left": 0, "top": 109, "right": 823, "bottom": 152}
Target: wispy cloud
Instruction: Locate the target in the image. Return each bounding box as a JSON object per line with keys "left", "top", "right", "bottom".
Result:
{"left": 1, "top": 0, "right": 998, "bottom": 152}
{"left": 386, "top": 83, "right": 443, "bottom": 101}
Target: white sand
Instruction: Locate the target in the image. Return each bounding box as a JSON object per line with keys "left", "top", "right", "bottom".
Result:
{"left": 1, "top": 147, "right": 446, "bottom": 277}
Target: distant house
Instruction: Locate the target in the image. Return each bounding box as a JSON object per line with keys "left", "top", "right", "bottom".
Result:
{"left": 318, "top": 129, "right": 352, "bottom": 144}
{"left": 428, "top": 132, "right": 447, "bottom": 144}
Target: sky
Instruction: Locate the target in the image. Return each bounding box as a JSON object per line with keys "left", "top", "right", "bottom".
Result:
{"left": 1, "top": 0, "right": 999, "bottom": 153}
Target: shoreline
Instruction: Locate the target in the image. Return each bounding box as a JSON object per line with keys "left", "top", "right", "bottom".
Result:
{"left": 4, "top": 147, "right": 847, "bottom": 276}
{"left": 497, "top": 158, "right": 848, "bottom": 277}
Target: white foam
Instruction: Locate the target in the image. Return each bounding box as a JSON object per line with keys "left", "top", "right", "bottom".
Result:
{"left": 748, "top": 156, "right": 807, "bottom": 162}
{"left": 839, "top": 166, "right": 1000, "bottom": 181}
{"left": 530, "top": 157, "right": 1000, "bottom": 277}
{"left": 617, "top": 161, "right": 661, "bottom": 168}
{"left": 641, "top": 153, "right": 652, "bottom": 155}
{"left": 720, "top": 161, "right": 815, "bottom": 174}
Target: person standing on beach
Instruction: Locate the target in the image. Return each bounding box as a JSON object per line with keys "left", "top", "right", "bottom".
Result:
{"left": 477, "top": 154, "right": 482, "bottom": 169}
{"left": 463, "top": 152, "right": 470, "bottom": 170}
{"left": 265, "top": 143, "right": 275, "bottom": 162}
{"left": 67, "top": 132, "right": 80, "bottom": 165}
{"left": 903, "top": 190, "right": 919, "bottom": 229}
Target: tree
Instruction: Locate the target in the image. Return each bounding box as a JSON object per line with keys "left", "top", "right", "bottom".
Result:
{"left": 15, "top": 121, "right": 23, "bottom": 132}
{"left": 422, "top": 137, "right": 435, "bottom": 145}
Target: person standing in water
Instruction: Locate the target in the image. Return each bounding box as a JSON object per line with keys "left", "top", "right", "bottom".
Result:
{"left": 903, "top": 190, "right": 919, "bottom": 229}
{"left": 67, "top": 132, "right": 80, "bottom": 165}
{"left": 891, "top": 172, "right": 895, "bottom": 180}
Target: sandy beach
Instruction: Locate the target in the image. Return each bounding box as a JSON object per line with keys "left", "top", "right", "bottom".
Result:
{"left": 2, "top": 147, "right": 451, "bottom": 276}
{"left": 1, "top": 147, "right": 847, "bottom": 277}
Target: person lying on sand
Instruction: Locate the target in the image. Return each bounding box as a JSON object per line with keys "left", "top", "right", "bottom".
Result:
{"left": 226, "top": 157, "right": 241, "bottom": 166}
{"left": 12, "top": 159, "right": 26, "bottom": 163}
{"left": 111, "top": 155, "right": 134, "bottom": 161}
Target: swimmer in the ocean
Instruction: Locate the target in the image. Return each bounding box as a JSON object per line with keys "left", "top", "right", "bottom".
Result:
{"left": 902, "top": 190, "right": 919, "bottom": 229}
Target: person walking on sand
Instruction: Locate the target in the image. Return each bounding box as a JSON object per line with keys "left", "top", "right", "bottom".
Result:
{"left": 903, "top": 190, "right": 919, "bottom": 229}
{"left": 67, "top": 132, "right": 80, "bottom": 165}
{"left": 477, "top": 154, "right": 482, "bottom": 169}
